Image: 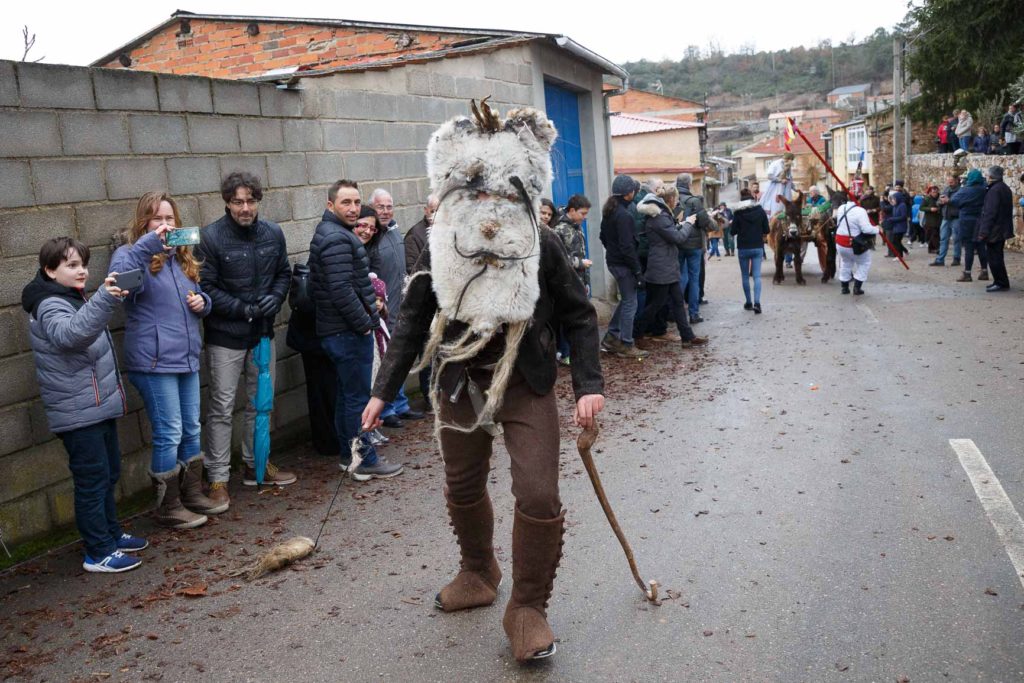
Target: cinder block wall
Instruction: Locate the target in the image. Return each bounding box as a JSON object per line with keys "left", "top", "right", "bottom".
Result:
{"left": 906, "top": 153, "right": 1024, "bottom": 251}
{"left": 0, "top": 50, "right": 538, "bottom": 551}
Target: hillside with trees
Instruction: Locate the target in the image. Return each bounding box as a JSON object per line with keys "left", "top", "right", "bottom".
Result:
{"left": 623, "top": 28, "right": 895, "bottom": 105}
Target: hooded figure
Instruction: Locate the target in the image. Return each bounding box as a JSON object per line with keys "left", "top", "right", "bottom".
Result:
{"left": 758, "top": 152, "right": 795, "bottom": 217}
{"left": 366, "top": 101, "right": 605, "bottom": 662}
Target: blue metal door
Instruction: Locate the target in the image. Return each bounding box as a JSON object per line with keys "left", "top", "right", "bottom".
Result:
{"left": 544, "top": 82, "right": 588, "bottom": 249}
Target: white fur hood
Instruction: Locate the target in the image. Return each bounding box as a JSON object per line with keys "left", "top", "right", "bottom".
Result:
{"left": 728, "top": 199, "right": 759, "bottom": 212}
{"left": 637, "top": 193, "right": 669, "bottom": 217}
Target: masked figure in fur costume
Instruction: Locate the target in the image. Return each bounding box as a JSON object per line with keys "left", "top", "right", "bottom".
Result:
{"left": 362, "top": 101, "right": 604, "bottom": 662}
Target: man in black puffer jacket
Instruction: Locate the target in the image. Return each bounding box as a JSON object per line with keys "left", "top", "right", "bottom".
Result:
{"left": 308, "top": 179, "right": 402, "bottom": 481}
{"left": 598, "top": 174, "right": 647, "bottom": 360}
{"left": 198, "top": 171, "right": 294, "bottom": 501}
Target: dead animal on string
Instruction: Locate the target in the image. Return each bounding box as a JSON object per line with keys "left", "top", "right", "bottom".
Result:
{"left": 227, "top": 439, "right": 365, "bottom": 581}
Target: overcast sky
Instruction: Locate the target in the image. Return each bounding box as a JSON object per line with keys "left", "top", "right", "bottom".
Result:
{"left": 4, "top": 0, "right": 912, "bottom": 67}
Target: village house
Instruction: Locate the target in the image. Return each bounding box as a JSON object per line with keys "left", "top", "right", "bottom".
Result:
{"left": 610, "top": 112, "right": 705, "bottom": 193}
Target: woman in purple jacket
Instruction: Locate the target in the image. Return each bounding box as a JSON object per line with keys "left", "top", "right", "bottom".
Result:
{"left": 110, "top": 192, "right": 226, "bottom": 529}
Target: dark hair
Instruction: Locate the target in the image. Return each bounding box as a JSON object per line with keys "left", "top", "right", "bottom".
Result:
{"left": 356, "top": 205, "right": 383, "bottom": 248}
{"left": 221, "top": 171, "right": 263, "bottom": 203}
{"left": 329, "top": 179, "right": 360, "bottom": 202}
{"left": 539, "top": 198, "right": 557, "bottom": 226}
{"left": 739, "top": 189, "right": 753, "bottom": 200}
{"left": 39, "top": 236, "right": 90, "bottom": 273}
{"left": 601, "top": 196, "right": 619, "bottom": 220}
{"left": 566, "top": 194, "right": 591, "bottom": 211}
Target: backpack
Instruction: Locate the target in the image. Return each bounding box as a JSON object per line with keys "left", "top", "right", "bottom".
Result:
{"left": 288, "top": 261, "right": 314, "bottom": 314}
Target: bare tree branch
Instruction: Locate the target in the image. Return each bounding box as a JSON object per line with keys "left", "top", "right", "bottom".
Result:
{"left": 21, "top": 25, "right": 44, "bottom": 63}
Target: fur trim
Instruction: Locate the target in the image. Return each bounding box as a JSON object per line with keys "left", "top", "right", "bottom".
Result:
{"left": 637, "top": 201, "right": 663, "bottom": 218}
{"left": 729, "top": 199, "right": 759, "bottom": 212}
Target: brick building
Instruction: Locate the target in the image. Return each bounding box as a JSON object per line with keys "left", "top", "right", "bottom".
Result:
{"left": 0, "top": 11, "right": 626, "bottom": 555}
{"left": 607, "top": 89, "right": 705, "bottom": 123}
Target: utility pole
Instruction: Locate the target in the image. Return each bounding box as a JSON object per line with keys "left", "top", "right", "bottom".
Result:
{"left": 892, "top": 36, "right": 902, "bottom": 183}
{"left": 771, "top": 52, "right": 780, "bottom": 112}
{"left": 831, "top": 41, "right": 836, "bottom": 91}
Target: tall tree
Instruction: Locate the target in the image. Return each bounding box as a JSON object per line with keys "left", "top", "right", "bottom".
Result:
{"left": 904, "top": 0, "right": 1024, "bottom": 120}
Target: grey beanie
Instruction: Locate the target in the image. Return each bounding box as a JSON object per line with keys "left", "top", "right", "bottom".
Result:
{"left": 987, "top": 165, "right": 1004, "bottom": 181}
{"left": 612, "top": 174, "right": 636, "bottom": 196}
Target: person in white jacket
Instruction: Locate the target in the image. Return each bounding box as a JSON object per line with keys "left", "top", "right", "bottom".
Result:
{"left": 833, "top": 198, "right": 880, "bottom": 295}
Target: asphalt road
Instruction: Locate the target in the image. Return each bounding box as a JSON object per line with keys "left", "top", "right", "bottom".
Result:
{"left": 2, "top": 246, "right": 1023, "bottom": 682}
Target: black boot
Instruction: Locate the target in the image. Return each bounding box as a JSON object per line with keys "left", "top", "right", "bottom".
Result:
{"left": 853, "top": 279, "right": 864, "bottom": 296}
{"left": 840, "top": 280, "right": 850, "bottom": 295}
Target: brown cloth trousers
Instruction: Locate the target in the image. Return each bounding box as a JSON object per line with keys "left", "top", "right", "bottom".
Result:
{"left": 438, "top": 369, "right": 561, "bottom": 520}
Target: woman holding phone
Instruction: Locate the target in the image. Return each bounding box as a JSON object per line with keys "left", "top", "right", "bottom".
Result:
{"left": 110, "top": 192, "right": 226, "bottom": 529}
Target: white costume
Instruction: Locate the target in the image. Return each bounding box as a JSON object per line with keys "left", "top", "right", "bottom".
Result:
{"left": 758, "top": 158, "right": 793, "bottom": 217}
{"left": 834, "top": 201, "right": 879, "bottom": 283}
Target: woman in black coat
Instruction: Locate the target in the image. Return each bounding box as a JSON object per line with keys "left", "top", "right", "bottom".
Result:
{"left": 730, "top": 189, "right": 771, "bottom": 313}
{"left": 633, "top": 186, "right": 708, "bottom": 348}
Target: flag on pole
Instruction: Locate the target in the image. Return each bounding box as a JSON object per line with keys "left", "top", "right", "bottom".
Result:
{"left": 784, "top": 117, "right": 797, "bottom": 151}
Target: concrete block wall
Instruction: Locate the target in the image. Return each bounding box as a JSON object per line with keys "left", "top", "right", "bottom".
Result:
{"left": 0, "top": 48, "right": 542, "bottom": 551}
{"left": 906, "top": 153, "right": 1024, "bottom": 251}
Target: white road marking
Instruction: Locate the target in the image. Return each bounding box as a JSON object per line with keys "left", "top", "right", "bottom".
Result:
{"left": 950, "top": 439, "right": 1024, "bottom": 590}
{"left": 856, "top": 303, "right": 878, "bottom": 324}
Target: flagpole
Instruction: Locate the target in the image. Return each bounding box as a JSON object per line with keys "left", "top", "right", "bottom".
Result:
{"left": 789, "top": 117, "right": 909, "bottom": 270}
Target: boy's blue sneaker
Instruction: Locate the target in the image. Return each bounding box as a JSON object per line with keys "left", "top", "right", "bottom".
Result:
{"left": 116, "top": 533, "right": 148, "bottom": 552}
{"left": 83, "top": 550, "right": 142, "bottom": 573}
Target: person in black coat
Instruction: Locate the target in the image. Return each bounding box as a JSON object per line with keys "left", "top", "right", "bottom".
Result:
{"left": 198, "top": 171, "right": 295, "bottom": 496}
{"left": 976, "top": 166, "right": 1014, "bottom": 291}
{"left": 598, "top": 175, "right": 646, "bottom": 359}
{"left": 633, "top": 187, "right": 707, "bottom": 347}
{"left": 308, "top": 180, "right": 402, "bottom": 480}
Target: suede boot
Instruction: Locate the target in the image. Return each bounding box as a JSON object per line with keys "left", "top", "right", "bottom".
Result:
{"left": 503, "top": 507, "right": 565, "bottom": 662}
{"left": 435, "top": 493, "right": 502, "bottom": 612}
{"left": 179, "top": 455, "right": 229, "bottom": 515}
{"left": 151, "top": 466, "right": 207, "bottom": 529}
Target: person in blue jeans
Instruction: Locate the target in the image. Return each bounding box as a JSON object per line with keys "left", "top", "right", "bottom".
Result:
{"left": 729, "top": 189, "right": 771, "bottom": 313}
{"left": 111, "top": 191, "right": 228, "bottom": 529}
{"left": 22, "top": 237, "right": 146, "bottom": 573}
{"left": 932, "top": 174, "right": 963, "bottom": 266}
{"left": 308, "top": 180, "right": 403, "bottom": 481}
{"left": 598, "top": 175, "right": 647, "bottom": 359}
{"left": 678, "top": 248, "right": 703, "bottom": 321}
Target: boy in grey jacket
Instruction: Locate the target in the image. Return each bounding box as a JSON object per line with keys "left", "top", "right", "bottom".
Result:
{"left": 21, "top": 237, "right": 146, "bottom": 573}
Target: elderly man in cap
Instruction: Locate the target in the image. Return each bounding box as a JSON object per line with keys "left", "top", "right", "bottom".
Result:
{"left": 599, "top": 175, "right": 647, "bottom": 359}
{"left": 976, "top": 166, "right": 1014, "bottom": 291}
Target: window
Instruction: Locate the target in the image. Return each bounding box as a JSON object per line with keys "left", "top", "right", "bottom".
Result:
{"left": 847, "top": 126, "right": 866, "bottom": 167}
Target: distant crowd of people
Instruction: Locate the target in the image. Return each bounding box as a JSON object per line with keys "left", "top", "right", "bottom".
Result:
{"left": 936, "top": 103, "right": 1023, "bottom": 155}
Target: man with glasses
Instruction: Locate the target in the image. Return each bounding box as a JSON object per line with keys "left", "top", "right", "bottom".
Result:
{"left": 198, "top": 171, "right": 295, "bottom": 507}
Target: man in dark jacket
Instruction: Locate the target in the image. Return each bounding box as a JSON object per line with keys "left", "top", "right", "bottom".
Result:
{"left": 598, "top": 175, "right": 646, "bottom": 359}
{"left": 403, "top": 194, "right": 439, "bottom": 408}
{"left": 675, "top": 173, "right": 712, "bottom": 323}
{"left": 308, "top": 180, "right": 403, "bottom": 480}
{"left": 932, "top": 174, "right": 963, "bottom": 266}
{"left": 198, "top": 172, "right": 295, "bottom": 501}
{"left": 976, "top": 166, "right": 1014, "bottom": 291}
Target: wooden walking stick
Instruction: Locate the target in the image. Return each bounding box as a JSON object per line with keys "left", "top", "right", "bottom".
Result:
{"left": 577, "top": 423, "right": 659, "bottom": 603}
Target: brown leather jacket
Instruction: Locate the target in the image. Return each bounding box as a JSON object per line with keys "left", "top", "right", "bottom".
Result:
{"left": 372, "top": 227, "right": 604, "bottom": 402}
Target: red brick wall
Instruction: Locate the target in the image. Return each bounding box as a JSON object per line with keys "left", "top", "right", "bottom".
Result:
{"left": 101, "top": 19, "right": 479, "bottom": 78}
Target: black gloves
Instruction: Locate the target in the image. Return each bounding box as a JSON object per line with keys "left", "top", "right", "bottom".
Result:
{"left": 256, "top": 294, "right": 278, "bottom": 318}
{"left": 244, "top": 304, "right": 262, "bottom": 321}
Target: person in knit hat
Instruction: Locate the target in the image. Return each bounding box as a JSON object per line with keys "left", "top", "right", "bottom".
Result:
{"left": 599, "top": 174, "right": 647, "bottom": 358}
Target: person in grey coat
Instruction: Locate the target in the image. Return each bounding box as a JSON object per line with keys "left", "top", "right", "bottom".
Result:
{"left": 21, "top": 237, "right": 145, "bottom": 573}
{"left": 633, "top": 186, "right": 708, "bottom": 348}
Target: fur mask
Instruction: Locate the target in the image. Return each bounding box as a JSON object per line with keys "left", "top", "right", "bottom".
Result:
{"left": 426, "top": 100, "right": 557, "bottom": 335}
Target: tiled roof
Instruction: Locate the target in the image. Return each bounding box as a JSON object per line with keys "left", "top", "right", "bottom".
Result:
{"left": 610, "top": 113, "right": 704, "bottom": 137}
{"left": 829, "top": 83, "right": 872, "bottom": 96}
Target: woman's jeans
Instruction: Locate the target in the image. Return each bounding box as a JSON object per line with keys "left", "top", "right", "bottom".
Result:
{"left": 607, "top": 264, "right": 639, "bottom": 345}
{"left": 58, "top": 419, "right": 122, "bottom": 559}
{"left": 737, "top": 248, "right": 764, "bottom": 304}
{"left": 128, "top": 371, "right": 201, "bottom": 474}
{"left": 678, "top": 249, "right": 703, "bottom": 318}
{"left": 708, "top": 238, "right": 721, "bottom": 257}
{"left": 958, "top": 136, "right": 971, "bottom": 152}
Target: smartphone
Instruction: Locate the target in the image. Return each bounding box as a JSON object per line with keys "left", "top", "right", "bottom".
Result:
{"left": 113, "top": 269, "right": 144, "bottom": 291}
{"left": 166, "top": 227, "right": 201, "bottom": 247}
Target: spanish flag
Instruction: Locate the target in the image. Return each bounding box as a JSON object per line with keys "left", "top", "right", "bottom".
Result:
{"left": 784, "top": 118, "right": 796, "bottom": 152}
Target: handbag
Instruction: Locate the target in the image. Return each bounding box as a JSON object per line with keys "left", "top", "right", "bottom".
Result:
{"left": 288, "top": 261, "right": 315, "bottom": 313}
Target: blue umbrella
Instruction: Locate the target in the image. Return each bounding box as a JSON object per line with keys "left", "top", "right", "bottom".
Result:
{"left": 251, "top": 336, "right": 274, "bottom": 487}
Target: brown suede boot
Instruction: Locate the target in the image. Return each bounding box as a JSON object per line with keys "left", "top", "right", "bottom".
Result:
{"left": 151, "top": 466, "right": 207, "bottom": 529}
{"left": 435, "top": 493, "right": 502, "bottom": 612}
{"left": 502, "top": 507, "right": 565, "bottom": 662}
{"left": 179, "top": 455, "right": 229, "bottom": 515}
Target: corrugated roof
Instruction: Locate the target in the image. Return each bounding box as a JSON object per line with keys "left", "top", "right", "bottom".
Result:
{"left": 610, "top": 113, "right": 704, "bottom": 137}
{"left": 829, "top": 83, "right": 872, "bottom": 96}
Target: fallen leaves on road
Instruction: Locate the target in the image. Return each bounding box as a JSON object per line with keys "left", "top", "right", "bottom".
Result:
{"left": 179, "top": 582, "right": 208, "bottom": 598}
{"left": 984, "top": 588, "right": 998, "bottom": 596}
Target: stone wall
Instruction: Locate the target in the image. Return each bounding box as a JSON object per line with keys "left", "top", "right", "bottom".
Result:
{"left": 0, "top": 49, "right": 539, "bottom": 550}
{"left": 906, "top": 153, "right": 1024, "bottom": 251}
